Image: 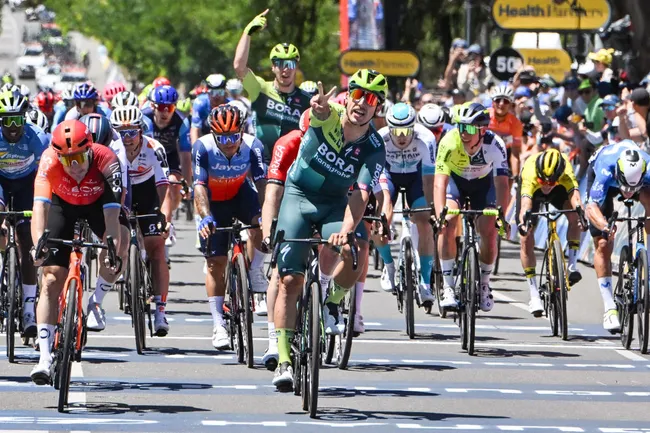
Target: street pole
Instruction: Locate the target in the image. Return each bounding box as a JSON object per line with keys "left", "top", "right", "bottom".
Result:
{"left": 465, "top": 0, "right": 472, "bottom": 43}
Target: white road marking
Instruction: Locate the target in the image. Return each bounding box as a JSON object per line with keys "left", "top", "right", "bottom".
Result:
{"left": 67, "top": 363, "right": 87, "bottom": 413}
{"left": 492, "top": 291, "right": 531, "bottom": 313}
{"left": 615, "top": 349, "right": 647, "bottom": 362}
{"left": 447, "top": 388, "right": 522, "bottom": 394}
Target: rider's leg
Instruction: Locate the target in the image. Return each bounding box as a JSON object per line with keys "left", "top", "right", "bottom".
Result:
{"left": 34, "top": 266, "right": 66, "bottom": 370}
{"left": 144, "top": 234, "right": 169, "bottom": 331}
{"left": 519, "top": 221, "right": 542, "bottom": 314}
{"left": 17, "top": 221, "right": 37, "bottom": 334}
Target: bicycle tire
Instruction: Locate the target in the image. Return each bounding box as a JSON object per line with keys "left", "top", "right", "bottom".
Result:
{"left": 325, "top": 334, "right": 335, "bottom": 365}
{"left": 431, "top": 233, "right": 446, "bottom": 319}
{"left": 542, "top": 248, "right": 558, "bottom": 337}
{"left": 637, "top": 250, "right": 649, "bottom": 354}
{"left": 129, "top": 244, "right": 146, "bottom": 354}
{"left": 300, "top": 283, "right": 311, "bottom": 411}
{"left": 5, "top": 247, "right": 17, "bottom": 363}
{"left": 404, "top": 238, "right": 415, "bottom": 339}
{"left": 235, "top": 254, "right": 254, "bottom": 368}
{"left": 293, "top": 285, "right": 305, "bottom": 397}
{"left": 552, "top": 240, "right": 569, "bottom": 341}
{"left": 466, "top": 246, "right": 478, "bottom": 356}
{"left": 339, "top": 282, "right": 357, "bottom": 370}
{"left": 118, "top": 280, "right": 124, "bottom": 311}
{"left": 57, "top": 279, "right": 77, "bottom": 413}
{"left": 459, "top": 250, "right": 468, "bottom": 351}
{"left": 617, "top": 246, "right": 634, "bottom": 349}
{"left": 308, "top": 280, "right": 321, "bottom": 418}
{"left": 493, "top": 235, "right": 501, "bottom": 276}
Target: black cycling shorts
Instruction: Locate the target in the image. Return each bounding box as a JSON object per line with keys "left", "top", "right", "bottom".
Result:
{"left": 131, "top": 177, "right": 162, "bottom": 237}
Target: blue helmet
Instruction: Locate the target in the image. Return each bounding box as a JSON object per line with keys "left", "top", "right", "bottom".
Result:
{"left": 73, "top": 83, "right": 98, "bottom": 100}
{"left": 80, "top": 113, "right": 113, "bottom": 146}
{"left": 151, "top": 85, "right": 179, "bottom": 105}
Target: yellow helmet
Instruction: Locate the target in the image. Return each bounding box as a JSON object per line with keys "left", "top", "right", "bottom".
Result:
{"left": 348, "top": 69, "right": 388, "bottom": 102}
{"left": 535, "top": 149, "right": 565, "bottom": 184}
{"left": 269, "top": 43, "right": 300, "bottom": 61}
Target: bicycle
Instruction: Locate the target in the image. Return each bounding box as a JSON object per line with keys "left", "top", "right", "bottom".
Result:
{"left": 170, "top": 179, "right": 194, "bottom": 222}
{"left": 439, "top": 202, "right": 505, "bottom": 356}
{"left": 494, "top": 175, "right": 521, "bottom": 276}
{"left": 270, "top": 228, "right": 358, "bottom": 418}
{"left": 0, "top": 209, "right": 33, "bottom": 362}
{"left": 610, "top": 197, "right": 650, "bottom": 352}
{"left": 520, "top": 204, "right": 587, "bottom": 341}
{"left": 33, "top": 221, "right": 116, "bottom": 413}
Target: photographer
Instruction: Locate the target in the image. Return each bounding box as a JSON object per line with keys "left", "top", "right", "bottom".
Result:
{"left": 439, "top": 38, "right": 468, "bottom": 90}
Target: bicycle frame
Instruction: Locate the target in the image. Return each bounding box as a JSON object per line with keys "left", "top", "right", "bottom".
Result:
{"left": 55, "top": 247, "right": 84, "bottom": 352}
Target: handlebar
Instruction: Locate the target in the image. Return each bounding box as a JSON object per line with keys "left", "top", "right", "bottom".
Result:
{"left": 394, "top": 206, "right": 432, "bottom": 215}
{"left": 438, "top": 206, "right": 506, "bottom": 235}
{"left": 270, "top": 229, "right": 358, "bottom": 271}
{"left": 519, "top": 206, "right": 588, "bottom": 236}
{"left": 169, "top": 178, "right": 191, "bottom": 196}
{"left": 0, "top": 210, "right": 32, "bottom": 217}
{"left": 362, "top": 212, "right": 390, "bottom": 239}
{"left": 33, "top": 230, "right": 117, "bottom": 268}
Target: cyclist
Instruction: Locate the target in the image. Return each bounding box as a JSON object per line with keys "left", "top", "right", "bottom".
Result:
{"left": 226, "top": 78, "right": 250, "bottom": 111}
{"left": 417, "top": 103, "right": 454, "bottom": 143}
{"left": 271, "top": 69, "right": 386, "bottom": 388}
{"left": 26, "top": 108, "right": 50, "bottom": 141}
{"left": 435, "top": 102, "right": 510, "bottom": 311}
{"left": 189, "top": 74, "right": 229, "bottom": 144}
{"left": 193, "top": 105, "right": 267, "bottom": 350}
{"left": 374, "top": 103, "right": 437, "bottom": 308}
{"left": 585, "top": 141, "right": 650, "bottom": 332}
{"left": 102, "top": 81, "right": 127, "bottom": 107}
{"left": 34, "top": 90, "right": 54, "bottom": 125}
{"left": 110, "top": 106, "right": 173, "bottom": 336}
{"left": 64, "top": 83, "right": 111, "bottom": 121}
{"left": 112, "top": 90, "right": 154, "bottom": 137}
{"left": 228, "top": 99, "right": 255, "bottom": 136}
{"left": 30, "top": 120, "right": 127, "bottom": 384}
{"left": 0, "top": 89, "right": 48, "bottom": 340}
{"left": 233, "top": 10, "right": 312, "bottom": 164}
{"left": 488, "top": 85, "right": 523, "bottom": 179}
{"left": 51, "top": 85, "right": 74, "bottom": 128}
{"left": 518, "top": 148, "right": 583, "bottom": 316}
{"left": 299, "top": 80, "right": 318, "bottom": 97}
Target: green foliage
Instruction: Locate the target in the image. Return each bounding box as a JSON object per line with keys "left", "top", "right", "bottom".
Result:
{"left": 43, "top": 0, "right": 339, "bottom": 87}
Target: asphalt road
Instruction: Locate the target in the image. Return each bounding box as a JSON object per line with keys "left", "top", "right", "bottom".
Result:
{"left": 1, "top": 6, "right": 650, "bottom": 433}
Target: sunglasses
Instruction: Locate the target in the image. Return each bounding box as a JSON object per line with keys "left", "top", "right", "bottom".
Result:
{"left": 208, "top": 88, "right": 226, "bottom": 97}
{"left": 389, "top": 127, "right": 414, "bottom": 137}
{"left": 153, "top": 103, "right": 176, "bottom": 113}
{"left": 213, "top": 132, "right": 242, "bottom": 145}
{"left": 58, "top": 150, "right": 89, "bottom": 167}
{"left": 537, "top": 178, "right": 558, "bottom": 187}
{"left": 349, "top": 88, "right": 380, "bottom": 107}
{"left": 494, "top": 98, "right": 511, "bottom": 105}
{"left": 1, "top": 115, "right": 25, "bottom": 128}
{"left": 272, "top": 59, "right": 297, "bottom": 70}
{"left": 578, "top": 89, "right": 592, "bottom": 95}
{"left": 118, "top": 129, "right": 140, "bottom": 139}
{"left": 458, "top": 124, "right": 480, "bottom": 134}
{"left": 76, "top": 99, "right": 95, "bottom": 108}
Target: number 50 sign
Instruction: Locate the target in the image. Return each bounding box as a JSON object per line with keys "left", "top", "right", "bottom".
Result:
{"left": 488, "top": 47, "right": 524, "bottom": 81}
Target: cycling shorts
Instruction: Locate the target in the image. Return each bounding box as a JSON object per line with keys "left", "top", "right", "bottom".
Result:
{"left": 527, "top": 186, "right": 570, "bottom": 227}
{"left": 131, "top": 177, "right": 162, "bottom": 237}
{"left": 377, "top": 172, "right": 427, "bottom": 209}
{"left": 446, "top": 174, "right": 495, "bottom": 210}
{"left": 0, "top": 171, "right": 36, "bottom": 225}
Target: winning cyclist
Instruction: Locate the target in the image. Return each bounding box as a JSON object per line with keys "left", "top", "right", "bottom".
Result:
{"left": 488, "top": 85, "right": 523, "bottom": 180}
{"left": 64, "top": 83, "right": 112, "bottom": 121}
{"left": 518, "top": 148, "right": 583, "bottom": 316}
{"left": 435, "top": 103, "right": 510, "bottom": 311}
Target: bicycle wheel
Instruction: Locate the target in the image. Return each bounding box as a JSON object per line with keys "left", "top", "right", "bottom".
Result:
{"left": 617, "top": 246, "right": 634, "bottom": 349}
{"left": 57, "top": 279, "right": 77, "bottom": 413}
{"left": 129, "top": 244, "right": 146, "bottom": 354}
{"left": 234, "top": 254, "right": 254, "bottom": 368}
{"left": 551, "top": 240, "right": 569, "bottom": 341}
{"left": 432, "top": 233, "right": 446, "bottom": 318}
{"left": 542, "top": 248, "right": 559, "bottom": 337}
{"left": 338, "top": 282, "right": 357, "bottom": 370}
{"left": 293, "top": 288, "right": 305, "bottom": 397}
{"left": 493, "top": 235, "right": 501, "bottom": 276}
{"left": 458, "top": 251, "right": 468, "bottom": 351}
{"left": 308, "top": 280, "right": 321, "bottom": 418}
{"left": 325, "top": 334, "right": 335, "bottom": 365}
{"left": 466, "top": 247, "right": 478, "bottom": 356}
{"left": 636, "top": 250, "right": 649, "bottom": 354}
{"left": 5, "top": 247, "right": 17, "bottom": 363}
{"left": 300, "top": 283, "right": 312, "bottom": 411}
{"left": 403, "top": 238, "right": 415, "bottom": 339}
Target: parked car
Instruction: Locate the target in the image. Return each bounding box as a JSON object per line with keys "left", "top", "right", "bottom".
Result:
{"left": 53, "top": 68, "right": 87, "bottom": 93}
{"left": 16, "top": 42, "right": 45, "bottom": 79}
{"left": 36, "top": 63, "right": 62, "bottom": 91}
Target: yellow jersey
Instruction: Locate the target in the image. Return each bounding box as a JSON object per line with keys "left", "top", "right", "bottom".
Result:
{"left": 520, "top": 153, "right": 578, "bottom": 198}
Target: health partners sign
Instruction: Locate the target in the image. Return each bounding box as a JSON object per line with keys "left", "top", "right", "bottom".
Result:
{"left": 339, "top": 50, "right": 420, "bottom": 78}
{"left": 491, "top": 0, "right": 611, "bottom": 32}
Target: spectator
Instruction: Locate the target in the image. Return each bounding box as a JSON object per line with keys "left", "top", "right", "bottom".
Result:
{"left": 599, "top": 95, "right": 623, "bottom": 144}
{"left": 587, "top": 48, "right": 615, "bottom": 82}
{"left": 561, "top": 76, "right": 583, "bottom": 115}
{"left": 579, "top": 79, "right": 604, "bottom": 133}
{"left": 456, "top": 44, "right": 491, "bottom": 95}
{"left": 618, "top": 87, "right": 650, "bottom": 147}
{"left": 444, "top": 88, "right": 467, "bottom": 108}
{"left": 439, "top": 38, "right": 468, "bottom": 90}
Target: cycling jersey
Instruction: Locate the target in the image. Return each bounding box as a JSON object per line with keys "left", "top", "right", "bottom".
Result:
{"left": 0, "top": 124, "right": 48, "bottom": 179}
{"left": 435, "top": 128, "right": 509, "bottom": 180}
{"left": 193, "top": 133, "right": 266, "bottom": 202}
{"left": 378, "top": 123, "right": 436, "bottom": 175}
{"left": 286, "top": 103, "right": 385, "bottom": 198}
{"left": 520, "top": 152, "right": 578, "bottom": 199}
{"left": 488, "top": 109, "right": 523, "bottom": 149}
{"left": 243, "top": 70, "right": 311, "bottom": 163}
{"left": 191, "top": 93, "right": 232, "bottom": 135}
{"left": 34, "top": 143, "right": 123, "bottom": 208}
{"left": 51, "top": 101, "right": 68, "bottom": 127}
{"left": 141, "top": 108, "right": 191, "bottom": 154}
{"left": 268, "top": 129, "right": 301, "bottom": 186}
{"left": 112, "top": 136, "right": 169, "bottom": 187}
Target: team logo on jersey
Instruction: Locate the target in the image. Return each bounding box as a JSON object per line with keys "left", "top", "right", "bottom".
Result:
{"left": 316, "top": 144, "right": 354, "bottom": 175}
{"left": 470, "top": 152, "right": 486, "bottom": 165}
{"left": 369, "top": 134, "right": 383, "bottom": 149}
{"left": 266, "top": 99, "right": 302, "bottom": 118}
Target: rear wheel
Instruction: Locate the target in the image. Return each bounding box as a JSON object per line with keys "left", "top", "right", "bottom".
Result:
{"left": 551, "top": 240, "right": 568, "bottom": 341}
{"left": 129, "top": 244, "right": 146, "bottom": 354}
{"left": 636, "top": 251, "right": 649, "bottom": 354}
{"left": 493, "top": 235, "right": 501, "bottom": 276}
{"left": 5, "top": 247, "right": 17, "bottom": 363}
{"left": 235, "top": 254, "right": 254, "bottom": 368}
{"left": 300, "top": 284, "right": 312, "bottom": 411}
{"left": 404, "top": 238, "right": 415, "bottom": 339}
{"left": 617, "top": 246, "right": 634, "bottom": 349}
{"left": 466, "top": 247, "right": 478, "bottom": 356}
{"left": 57, "top": 279, "right": 77, "bottom": 413}
{"left": 432, "top": 231, "right": 446, "bottom": 318}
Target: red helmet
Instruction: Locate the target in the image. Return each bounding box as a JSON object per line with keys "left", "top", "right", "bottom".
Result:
{"left": 209, "top": 104, "right": 242, "bottom": 134}
{"left": 51, "top": 120, "right": 92, "bottom": 155}
{"left": 35, "top": 91, "right": 54, "bottom": 113}
{"left": 152, "top": 76, "right": 171, "bottom": 88}
{"left": 103, "top": 81, "right": 127, "bottom": 102}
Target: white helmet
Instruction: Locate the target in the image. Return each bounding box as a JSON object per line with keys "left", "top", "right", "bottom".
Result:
{"left": 386, "top": 102, "right": 416, "bottom": 128}
{"left": 26, "top": 108, "right": 49, "bottom": 132}
{"left": 226, "top": 78, "right": 243, "bottom": 95}
{"left": 490, "top": 84, "right": 514, "bottom": 102}
{"left": 228, "top": 100, "right": 249, "bottom": 121}
{"left": 206, "top": 73, "right": 226, "bottom": 89}
{"left": 111, "top": 90, "right": 139, "bottom": 108}
{"left": 616, "top": 147, "right": 647, "bottom": 190}
{"left": 10, "top": 84, "right": 30, "bottom": 98}
{"left": 376, "top": 99, "right": 393, "bottom": 118}
{"left": 110, "top": 105, "right": 146, "bottom": 129}
{"left": 417, "top": 103, "right": 445, "bottom": 128}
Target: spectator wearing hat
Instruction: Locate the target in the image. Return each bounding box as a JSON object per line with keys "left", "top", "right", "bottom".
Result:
{"left": 570, "top": 78, "right": 603, "bottom": 179}
{"left": 561, "top": 76, "right": 585, "bottom": 115}
{"left": 587, "top": 48, "right": 615, "bottom": 83}
{"left": 439, "top": 38, "right": 468, "bottom": 90}
{"left": 444, "top": 88, "right": 467, "bottom": 108}
{"left": 599, "top": 95, "right": 622, "bottom": 144}
{"left": 456, "top": 44, "right": 491, "bottom": 95}
{"left": 579, "top": 79, "right": 604, "bottom": 133}
{"left": 618, "top": 87, "right": 650, "bottom": 147}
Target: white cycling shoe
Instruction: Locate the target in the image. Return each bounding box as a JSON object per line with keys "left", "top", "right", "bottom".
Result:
{"left": 380, "top": 264, "right": 396, "bottom": 293}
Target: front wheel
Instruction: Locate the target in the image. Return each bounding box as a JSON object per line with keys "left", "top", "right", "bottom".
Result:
{"left": 616, "top": 246, "right": 634, "bottom": 349}
{"left": 465, "top": 247, "right": 478, "bottom": 356}
{"left": 403, "top": 238, "right": 415, "bottom": 339}
{"left": 129, "top": 244, "right": 146, "bottom": 354}
{"left": 57, "top": 279, "right": 77, "bottom": 413}
{"left": 636, "top": 250, "right": 649, "bottom": 354}
{"left": 431, "top": 232, "right": 446, "bottom": 318}
{"left": 551, "top": 240, "right": 569, "bottom": 341}
{"left": 5, "top": 247, "right": 17, "bottom": 363}
{"left": 308, "top": 281, "right": 321, "bottom": 418}
{"left": 235, "top": 254, "right": 254, "bottom": 368}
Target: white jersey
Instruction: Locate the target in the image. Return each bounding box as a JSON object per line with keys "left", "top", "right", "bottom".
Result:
{"left": 111, "top": 136, "right": 169, "bottom": 186}
{"left": 378, "top": 123, "right": 437, "bottom": 175}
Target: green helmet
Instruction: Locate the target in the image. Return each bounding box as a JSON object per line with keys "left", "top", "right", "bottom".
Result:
{"left": 348, "top": 69, "right": 388, "bottom": 102}
{"left": 176, "top": 97, "right": 192, "bottom": 114}
{"left": 0, "top": 89, "right": 27, "bottom": 115}
{"left": 269, "top": 43, "right": 300, "bottom": 61}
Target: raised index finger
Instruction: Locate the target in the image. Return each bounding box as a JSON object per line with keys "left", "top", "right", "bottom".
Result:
{"left": 260, "top": 8, "right": 270, "bottom": 16}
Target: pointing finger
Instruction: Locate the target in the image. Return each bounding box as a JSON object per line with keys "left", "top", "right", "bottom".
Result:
{"left": 260, "top": 8, "right": 270, "bottom": 16}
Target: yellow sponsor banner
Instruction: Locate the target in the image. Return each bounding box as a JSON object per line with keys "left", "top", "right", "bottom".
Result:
{"left": 339, "top": 50, "right": 420, "bottom": 77}
{"left": 491, "top": 0, "right": 611, "bottom": 31}
{"left": 517, "top": 48, "right": 572, "bottom": 82}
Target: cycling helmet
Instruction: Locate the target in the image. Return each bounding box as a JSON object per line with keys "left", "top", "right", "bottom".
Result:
{"left": 60, "top": 84, "right": 75, "bottom": 102}
{"left": 269, "top": 43, "right": 300, "bottom": 61}
{"left": 299, "top": 80, "right": 318, "bottom": 96}
{"left": 26, "top": 108, "right": 49, "bottom": 132}
{"left": 209, "top": 104, "right": 243, "bottom": 134}
{"left": 386, "top": 103, "right": 416, "bottom": 128}
{"left": 455, "top": 102, "right": 490, "bottom": 126}
{"left": 0, "top": 83, "right": 12, "bottom": 93}
{"left": 490, "top": 84, "right": 514, "bottom": 102}
{"left": 0, "top": 89, "right": 28, "bottom": 115}
{"left": 110, "top": 105, "right": 146, "bottom": 130}
{"left": 103, "top": 81, "right": 127, "bottom": 102}
{"left": 376, "top": 99, "right": 393, "bottom": 118}
{"left": 417, "top": 103, "right": 445, "bottom": 128}
{"left": 1, "top": 71, "right": 14, "bottom": 85}
{"left": 535, "top": 148, "right": 566, "bottom": 184}
{"left": 205, "top": 74, "right": 226, "bottom": 89}
{"left": 51, "top": 120, "right": 92, "bottom": 155}
{"left": 348, "top": 69, "right": 388, "bottom": 102}
{"left": 112, "top": 91, "right": 139, "bottom": 108}
{"left": 73, "top": 83, "right": 98, "bottom": 100}
{"left": 150, "top": 85, "right": 179, "bottom": 105}
{"left": 35, "top": 91, "right": 54, "bottom": 113}
{"left": 616, "top": 147, "right": 647, "bottom": 189}
{"left": 13, "top": 84, "right": 30, "bottom": 98}
{"left": 152, "top": 76, "right": 171, "bottom": 88}
{"left": 226, "top": 78, "right": 243, "bottom": 95}
{"left": 80, "top": 113, "right": 113, "bottom": 146}
{"left": 176, "top": 97, "right": 191, "bottom": 114}
{"left": 227, "top": 100, "right": 249, "bottom": 122}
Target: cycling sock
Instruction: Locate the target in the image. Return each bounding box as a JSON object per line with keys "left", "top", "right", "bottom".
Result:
{"left": 267, "top": 322, "right": 277, "bottom": 348}
{"left": 376, "top": 244, "right": 394, "bottom": 265}
{"left": 524, "top": 267, "right": 538, "bottom": 299}
{"left": 22, "top": 284, "right": 37, "bottom": 314}
{"left": 567, "top": 240, "right": 580, "bottom": 269}
{"left": 208, "top": 296, "right": 225, "bottom": 326}
{"left": 276, "top": 328, "right": 294, "bottom": 364}
{"left": 326, "top": 282, "right": 347, "bottom": 305}
{"left": 441, "top": 259, "right": 455, "bottom": 287}
{"left": 598, "top": 276, "right": 616, "bottom": 311}
{"left": 153, "top": 295, "right": 166, "bottom": 315}
{"left": 479, "top": 262, "right": 494, "bottom": 286}
{"left": 420, "top": 255, "right": 433, "bottom": 286}
{"left": 355, "top": 281, "right": 364, "bottom": 316}
{"left": 89, "top": 276, "right": 111, "bottom": 305}
{"left": 37, "top": 324, "right": 55, "bottom": 362}
{"left": 251, "top": 248, "right": 267, "bottom": 269}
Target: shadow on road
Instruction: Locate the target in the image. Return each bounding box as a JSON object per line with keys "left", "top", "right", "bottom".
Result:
{"left": 319, "top": 386, "right": 439, "bottom": 398}
{"left": 61, "top": 401, "right": 210, "bottom": 415}
{"left": 290, "top": 406, "right": 508, "bottom": 422}
{"left": 347, "top": 363, "right": 457, "bottom": 373}
{"left": 474, "top": 347, "right": 581, "bottom": 358}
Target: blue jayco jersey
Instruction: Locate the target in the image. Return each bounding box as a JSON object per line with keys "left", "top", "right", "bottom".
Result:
{"left": 0, "top": 124, "right": 48, "bottom": 179}
{"left": 588, "top": 141, "right": 650, "bottom": 206}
